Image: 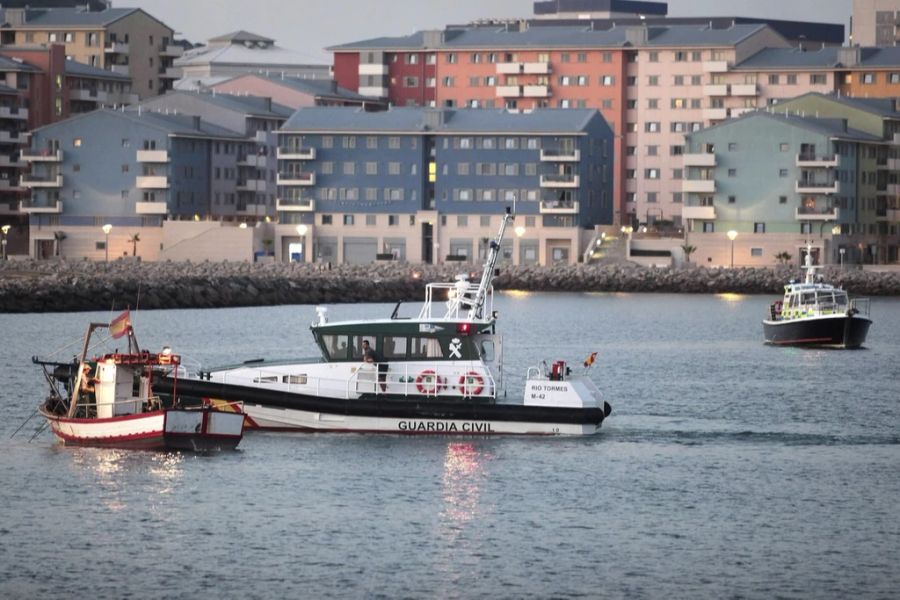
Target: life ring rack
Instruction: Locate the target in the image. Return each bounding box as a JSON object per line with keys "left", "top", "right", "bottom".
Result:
{"left": 459, "top": 371, "right": 485, "bottom": 396}
{"left": 415, "top": 369, "right": 446, "bottom": 395}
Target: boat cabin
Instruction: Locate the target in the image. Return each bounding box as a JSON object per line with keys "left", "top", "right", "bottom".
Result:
{"left": 779, "top": 283, "right": 849, "bottom": 319}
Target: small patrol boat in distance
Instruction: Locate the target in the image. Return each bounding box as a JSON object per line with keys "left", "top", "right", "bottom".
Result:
{"left": 164, "top": 209, "right": 612, "bottom": 435}
{"left": 34, "top": 314, "right": 245, "bottom": 450}
{"left": 763, "top": 245, "right": 872, "bottom": 349}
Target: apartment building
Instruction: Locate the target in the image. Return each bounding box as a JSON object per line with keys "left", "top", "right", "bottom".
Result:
{"left": 682, "top": 94, "right": 900, "bottom": 267}
{"left": 66, "top": 59, "right": 138, "bottom": 113}
{"left": 138, "top": 90, "right": 293, "bottom": 220}
{"left": 0, "top": 6, "right": 179, "bottom": 98}
{"left": 174, "top": 31, "right": 331, "bottom": 90}
{"left": 274, "top": 107, "right": 613, "bottom": 266}
{"left": 19, "top": 108, "right": 246, "bottom": 259}
{"left": 329, "top": 23, "right": 794, "bottom": 228}
{"left": 852, "top": 0, "right": 900, "bottom": 46}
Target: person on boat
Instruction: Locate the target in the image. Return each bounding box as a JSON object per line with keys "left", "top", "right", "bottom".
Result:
{"left": 80, "top": 364, "right": 98, "bottom": 394}
{"left": 362, "top": 339, "right": 387, "bottom": 392}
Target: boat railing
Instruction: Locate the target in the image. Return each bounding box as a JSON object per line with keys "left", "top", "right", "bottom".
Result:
{"left": 417, "top": 281, "right": 494, "bottom": 322}
{"left": 850, "top": 297, "right": 871, "bottom": 317}
{"left": 351, "top": 362, "right": 498, "bottom": 400}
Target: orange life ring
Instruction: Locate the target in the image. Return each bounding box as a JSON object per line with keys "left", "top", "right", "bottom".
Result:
{"left": 415, "top": 370, "right": 445, "bottom": 395}
{"left": 459, "top": 371, "right": 485, "bottom": 396}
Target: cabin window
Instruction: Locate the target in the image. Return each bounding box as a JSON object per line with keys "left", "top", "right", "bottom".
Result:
{"left": 801, "top": 292, "right": 815, "bottom": 305}
{"left": 383, "top": 336, "right": 408, "bottom": 359}
{"left": 282, "top": 375, "right": 307, "bottom": 385}
{"left": 252, "top": 375, "right": 278, "bottom": 384}
{"left": 409, "top": 337, "right": 443, "bottom": 359}
{"left": 480, "top": 340, "right": 495, "bottom": 362}
{"left": 321, "top": 335, "right": 350, "bottom": 360}
{"left": 834, "top": 293, "right": 848, "bottom": 306}
{"left": 351, "top": 336, "right": 377, "bottom": 360}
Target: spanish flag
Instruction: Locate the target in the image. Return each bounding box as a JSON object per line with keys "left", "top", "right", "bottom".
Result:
{"left": 109, "top": 310, "right": 131, "bottom": 339}
{"left": 583, "top": 352, "right": 598, "bottom": 368}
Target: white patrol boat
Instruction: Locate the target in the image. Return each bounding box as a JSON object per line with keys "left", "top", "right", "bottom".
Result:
{"left": 163, "top": 209, "right": 612, "bottom": 435}
{"left": 763, "top": 244, "right": 872, "bottom": 349}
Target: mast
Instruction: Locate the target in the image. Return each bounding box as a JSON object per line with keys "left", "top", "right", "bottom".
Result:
{"left": 802, "top": 241, "right": 818, "bottom": 285}
{"left": 467, "top": 207, "right": 513, "bottom": 321}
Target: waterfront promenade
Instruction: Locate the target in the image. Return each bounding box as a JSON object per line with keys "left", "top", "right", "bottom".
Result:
{"left": 2, "top": 259, "right": 899, "bottom": 313}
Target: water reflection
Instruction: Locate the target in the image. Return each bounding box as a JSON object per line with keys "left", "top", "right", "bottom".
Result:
{"left": 65, "top": 448, "right": 185, "bottom": 512}
{"left": 439, "top": 442, "right": 491, "bottom": 528}
{"left": 716, "top": 292, "right": 748, "bottom": 304}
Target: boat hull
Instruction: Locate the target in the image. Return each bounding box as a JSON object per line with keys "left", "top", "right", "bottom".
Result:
{"left": 157, "top": 377, "right": 611, "bottom": 436}
{"left": 39, "top": 406, "right": 244, "bottom": 450}
{"left": 762, "top": 314, "right": 872, "bottom": 349}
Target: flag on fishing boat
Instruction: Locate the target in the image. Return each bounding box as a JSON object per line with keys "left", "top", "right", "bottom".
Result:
{"left": 583, "top": 352, "right": 598, "bottom": 368}
{"left": 109, "top": 310, "right": 131, "bottom": 339}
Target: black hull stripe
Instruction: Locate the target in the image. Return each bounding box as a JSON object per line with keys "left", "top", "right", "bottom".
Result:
{"left": 158, "top": 378, "right": 608, "bottom": 426}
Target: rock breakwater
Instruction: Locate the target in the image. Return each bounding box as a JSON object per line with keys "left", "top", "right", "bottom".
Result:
{"left": 1, "top": 259, "right": 898, "bottom": 313}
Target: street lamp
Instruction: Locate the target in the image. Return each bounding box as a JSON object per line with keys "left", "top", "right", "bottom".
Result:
{"left": 839, "top": 247, "right": 845, "bottom": 271}
{"left": 1, "top": 224, "right": 9, "bottom": 261}
{"left": 726, "top": 229, "right": 738, "bottom": 268}
{"left": 514, "top": 225, "right": 526, "bottom": 238}
{"left": 102, "top": 223, "right": 112, "bottom": 262}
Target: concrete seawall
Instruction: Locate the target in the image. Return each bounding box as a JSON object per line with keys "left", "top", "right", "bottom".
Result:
{"left": 2, "top": 259, "right": 899, "bottom": 313}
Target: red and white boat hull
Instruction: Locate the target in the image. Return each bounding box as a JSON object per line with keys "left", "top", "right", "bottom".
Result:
{"left": 40, "top": 407, "right": 244, "bottom": 451}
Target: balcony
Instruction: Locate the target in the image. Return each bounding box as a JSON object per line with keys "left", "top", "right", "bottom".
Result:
{"left": 160, "top": 44, "right": 184, "bottom": 58}
{"left": 358, "top": 63, "right": 388, "bottom": 75}
{"left": 0, "top": 130, "right": 28, "bottom": 144}
{"left": 108, "top": 91, "right": 139, "bottom": 105}
{"left": 539, "top": 200, "right": 579, "bottom": 214}
{"left": 136, "top": 149, "right": 169, "bottom": 163}
{"left": 0, "top": 106, "right": 27, "bottom": 120}
{"left": 70, "top": 88, "right": 106, "bottom": 102}
{"left": 731, "top": 83, "right": 758, "bottom": 96}
{"left": 0, "top": 201, "right": 18, "bottom": 215}
{"left": 276, "top": 147, "right": 315, "bottom": 160}
{"left": 19, "top": 200, "right": 63, "bottom": 214}
{"left": 681, "top": 153, "right": 716, "bottom": 167}
{"left": 539, "top": 148, "right": 580, "bottom": 162}
{"left": 796, "top": 154, "right": 840, "bottom": 168}
{"left": 161, "top": 67, "right": 181, "bottom": 79}
{"left": 795, "top": 206, "right": 839, "bottom": 220}
{"left": 887, "top": 158, "right": 900, "bottom": 170}
{"left": 703, "top": 84, "right": 729, "bottom": 96}
{"left": 496, "top": 85, "right": 521, "bottom": 97}
{"left": 523, "top": 62, "right": 551, "bottom": 74}
{"left": 236, "top": 203, "right": 268, "bottom": 216}
{"left": 796, "top": 180, "right": 839, "bottom": 194}
{"left": 887, "top": 209, "right": 900, "bottom": 222}
{"left": 522, "top": 85, "right": 550, "bottom": 97}
{"left": 104, "top": 42, "right": 129, "bottom": 54}
{"left": 681, "top": 205, "right": 717, "bottom": 220}
{"left": 0, "top": 178, "right": 24, "bottom": 191}
{"left": 539, "top": 173, "right": 579, "bottom": 188}
{"left": 236, "top": 179, "right": 268, "bottom": 192}
{"left": 703, "top": 60, "right": 730, "bottom": 73}
{"left": 276, "top": 198, "right": 315, "bottom": 212}
{"left": 20, "top": 174, "right": 63, "bottom": 188}
{"left": 277, "top": 172, "right": 316, "bottom": 186}
{"left": 136, "top": 175, "right": 170, "bottom": 189}
{"left": 110, "top": 65, "right": 130, "bottom": 76}
{"left": 238, "top": 153, "right": 268, "bottom": 167}
{"left": 358, "top": 86, "right": 388, "bottom": 97}
{"left": 21, "top": 149, "right": 63, "bottom": 162}
{"left": 682, "top": 179, "right": 716, "bottom": 193}
{"left": 496, "top": 62, "right": 522, "bottom": 74}
{"left": 888, "top": 183, "right": 900, "bottom": 196}
{"left": 702, "top": 108, "right": 729, "bottom": 121}
{"left": 135, "top": 201, "right": 168, "bottom": 215}
{"left": 0, "top": 153, "right": 24, "bottom": 167}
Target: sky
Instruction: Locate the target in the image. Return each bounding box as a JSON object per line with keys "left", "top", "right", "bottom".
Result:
{"left": 136, "top": 0, "right": 854, "bottom": 62}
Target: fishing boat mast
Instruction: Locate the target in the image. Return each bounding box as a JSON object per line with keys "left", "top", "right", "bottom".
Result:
{"left": 467, "top": 208, "right": 513, "bottom": 321}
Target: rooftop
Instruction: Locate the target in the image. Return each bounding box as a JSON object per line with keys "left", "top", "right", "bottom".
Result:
{"left": 736, "top": 45, "right": 900, "bottom": 69}
{"left": 282, "top": 106, "right": 604, "bottom": 134}
{"left": 687, "top": 110, "right": 884, "bottom": 142}
{"left": 142, "top": 90, "right": 294, "bottom": 118}
{"left": 65, "top": 58, "right": 130, "bottom": 81}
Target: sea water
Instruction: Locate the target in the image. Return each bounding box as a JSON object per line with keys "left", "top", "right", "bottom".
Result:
{"left": 1, "top": 292, "right": 898, "bottom": 599}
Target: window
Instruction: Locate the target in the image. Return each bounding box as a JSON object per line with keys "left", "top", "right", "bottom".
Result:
{"left": 768, "top": 74, "right": 780, "bottom": 84}
{"left": 366, "top": 214, "right": 376, "bottom": 226}
{"left": 647, "top": 192, "right": 657, "bottom": 203}
{"left": 779, "top": 143, "right": 789, "bottom": 152}
{"left": 321, "top": 215, "right": 332, "bottom": 225}
{"left": 754, "top": 222, "right": 765, "bottom": 233}
{"left": 787, "top": 74, "right": 797, "bottom": 85}
{"left": 73, "top": 138, "right": 82, "bottom": 147}
{"left": 889, "top": 73, "right": 900, "bottom": 84}
{"left": 728, "top": 168, "right": 737, "bottom": 177}
{"left": 600, "top": 75, "right": 615, "bottom": 86}
{"left": 644, "top": 122, "right": 660, "bottom": 133}
{"left": 702, "top": 222, "right": 715, "bottom": 233}
{"left": 674, "top": 75, "right": 684, "bottom": 86}
{"left": 648, "top": 51, "right": 659, "bottom": 62}
{"left": 810, "top": 74, "right": 827, "bottom": 85}
{"left": 728, "top": 196, "right": 736, "bottom": 204}
{"left": 779, "top": 196, "right": 787, "bottom": 204}
{"left": 751, "top": 248, "right": 763, "bottom": 257}
{"left": 343, "top": 215, "right": 354, "bottom": 225}
{"left": 801, "top": 222, "right": 812, "bottom": 234}
{"left": 862, "top": 73, "right": 875, "bottom": 84}
{"left": 779, "top": 169, "right": 789, "bottom": 177}
{"left": 728, "top": 143, "right": 737, "bottom": 151}
{"left": 645, "top": 168, "right": 659, "bottom": 179}
{"left": 648, "top": 75, "right": 659, "bottom": 86}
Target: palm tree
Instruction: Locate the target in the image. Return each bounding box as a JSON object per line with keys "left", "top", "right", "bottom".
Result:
{"left": 775, "top": 251, "right": 792, "bottom": 265}
{"left": 681, "top": 243, "right": 696, "bottom": 264}
{"left": 128, "top": 233, "right": 140, "bottom": 257}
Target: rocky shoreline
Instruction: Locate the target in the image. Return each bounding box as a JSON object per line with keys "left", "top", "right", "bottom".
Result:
{"left": 1, "top": 259, "right": 899, "bottom": 313}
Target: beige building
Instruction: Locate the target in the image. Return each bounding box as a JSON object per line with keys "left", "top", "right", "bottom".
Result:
{"left": 852, "top": 0, "right": 900, "bottom": 46}
{"left": 0, "top": 6, "right": 181, "bottom": 98}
